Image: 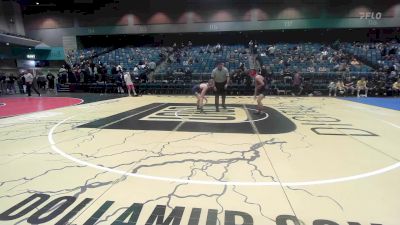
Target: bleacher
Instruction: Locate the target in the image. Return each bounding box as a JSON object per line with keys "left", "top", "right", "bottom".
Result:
{"left": 68, "top": 47, "right": 109, "bottom": 65}
{"left": 63, "top": 42, "right": 387, "bottom": 95}
{"left": 93, "top": 47, "right": 165, "bottom": 71}
{"left": 258, "top": 43, "right": 372, "bottom": 73}
{"left": 156, "top": 45, "right": 250, "bottom": 74}
{"left": 343, "top": 42, "right": 400, "bottom": 70}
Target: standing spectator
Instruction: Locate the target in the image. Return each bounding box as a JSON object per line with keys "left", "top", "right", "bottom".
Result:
{"left": 292, "top": 72, "right": 303, "bottom": 96}
{"left": 248, "top": 40, "right": 254, "bottom": 54}
{"left": 6, "top": 74, "right": 16, "bottom": 94}
{"left": 111, "top": 65, "right": 118, "bottom": 76}
{"left": 23, "top": 72, "right": 40, "bottom": 97}
{"left": 115, "top": 72, "right": 124, "bottom": 94}
{"left": 37, "top": 74, "right": 47, "bottom": 90}
{"left": 47, "top": 71, "right": 56, "bottom": 93}
{"left": 93, "top": 65, "right": 99, "bottom": 81}
{"left": 268, "top": 45, "right": 275, "bottom": 55}
{"left": 20, "top": 72, "right": 26, "bottom": 94}
{"left": 17, "top": 74, "right": 25, "bottom": 94}
{"left": 211, "top": 62, "right": 230, "bottom": 112}
{"left": 123, "top": 72, "right": 137, "bottom": 96}
{"left": 59, "top": 65, "right": 68, "bottom": 84}
{"left": 260, "top": 65, "right": 268, "bottom": 77}
{"left": 148, "top": 61, "right": 156, "bottom": 82}
{"left": 0, "top": 73, "right": 6, "bottom": 94}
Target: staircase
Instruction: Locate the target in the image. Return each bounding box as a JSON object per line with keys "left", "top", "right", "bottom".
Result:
{"left": 57, "top": 84, "right": 70, "bottom": 92}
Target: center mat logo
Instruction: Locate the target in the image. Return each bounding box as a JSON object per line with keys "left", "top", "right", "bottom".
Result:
{"left": 140, "top": 106, "right": 248, "bottom": 123}
{"left": 79, "top": 103, "right": 296, "bottom": 134}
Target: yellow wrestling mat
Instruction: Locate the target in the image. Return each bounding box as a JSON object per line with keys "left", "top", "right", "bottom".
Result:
{"left": 0, "top": 96, "right": 399, "bottom": 225}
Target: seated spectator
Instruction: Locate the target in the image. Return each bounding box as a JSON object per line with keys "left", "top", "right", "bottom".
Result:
{"left": 215, "top": 43, "right": 222, "bottom": 53}
{"left": 344, "top": 77, "right": 355, "bottom": 95}
{"left": 321, "top": 49, "right": 328, "bottom": 60}
{"left": 350, "top": 57, "right": 360, "bottom": 65}
{"left": 319, "top": 66, "right": 328, "bottom": 72}
{"left": 356, "top": 77, "right": 368, "bottom": 97}
{"left": 372, "top": 78, "right": 388, "bottom": 96}
{"left": 392, "top": 78, "right": 400, "bottom": 96}
{"left": 307, "top": 66, "right": 315, "bottom": 73}
{"left": 336, "top": 80, "right": 346, "bottom": 96}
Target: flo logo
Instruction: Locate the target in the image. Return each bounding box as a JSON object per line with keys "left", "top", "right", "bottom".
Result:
{"left": 359, "top": 12, "right": 382, "bottom": 20}
{"left": 80, "top": 103, "right": 296, "bottom": 134}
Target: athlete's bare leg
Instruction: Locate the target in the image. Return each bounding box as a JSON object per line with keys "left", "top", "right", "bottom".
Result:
{"left": 256, "top": 94, "right": 265, "bottom": 113}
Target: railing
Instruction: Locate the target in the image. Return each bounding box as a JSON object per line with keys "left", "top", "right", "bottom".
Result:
{"left": 151, "top": 71, "right": 380, "bottom": 83}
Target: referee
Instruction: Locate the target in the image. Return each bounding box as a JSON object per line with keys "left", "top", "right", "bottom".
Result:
{"left": 211, "top": 62, "right": 230, "bottom": 112}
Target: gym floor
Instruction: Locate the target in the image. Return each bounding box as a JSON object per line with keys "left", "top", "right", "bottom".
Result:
{"left": 0, "top": 95, "right": 399, "bottom": 225}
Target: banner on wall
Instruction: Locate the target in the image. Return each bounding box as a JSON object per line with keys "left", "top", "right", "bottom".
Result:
{"left": 10, "top": 47, "right": 65, "bottom": 61}
{"left": 16, "top": 60, "right": 50, "bottom": 68}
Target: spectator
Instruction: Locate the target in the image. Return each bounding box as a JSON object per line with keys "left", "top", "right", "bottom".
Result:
{"left": 47, "top": 72, "right": 55, "bottom": 92}
{"left": 292, "top": 72, "right": 303, "bottom": 96}
{"left": 350, "top": 57, "right": 360, "bottom": 65}
{"left": 336, "top": 80, "right": 346, "bottom": 96}
{"left": 372, "top": 78, "right": 388, "bottom": 96}
{"left": 148, "top": 61, "right": 156, "bottom": 82}
{"left": 268, "top": 45, "right": 275, "bottom": 55}
{"left": 307, "top": 66, "right": 315, "bottom": 73}
{"left": 59, "top": 65, "right": 68, "bottom": 84}
{"left": 123, "top": 72, "right": 137, "bottom": 97}
{"left": 356, "top": 77, "right": 368, "bottom": 97}
{"left": 23, "top": 72, "right": 40, "bottom": 97}
{"left": 260, "top": 65, "right": 268, "bottom": 77}
{"left": 328, "top": 81, "right": 336, "bottom": 97}
{"left": 6, "top": 74, "right": 16, "bottom": 94}
{"left": 392, "top": 78, "right": 400, "bottom": 96}
{"left": 37, "top": 73, "right": 47, "bottom": 90}
{"left": 344, "top": 76, "right": 355, "bottom": 95}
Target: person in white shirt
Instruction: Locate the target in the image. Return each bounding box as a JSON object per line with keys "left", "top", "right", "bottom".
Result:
{"left": 328, "top": 81, "right": 336, "bottom": 97}
{"left": 116, "top": 65, "right": 123, "bottom": 73}
{"left": 133, "top": 66, "right": 139, "bottom": 76}
{"left": 23, "top": 72, "right": 40, "bottom": 97}
{"left": 123, "top": 72, "right": 137, "bottom": 96}
{"left": 268, "top": 45, "right": 275, "bottom": 55}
